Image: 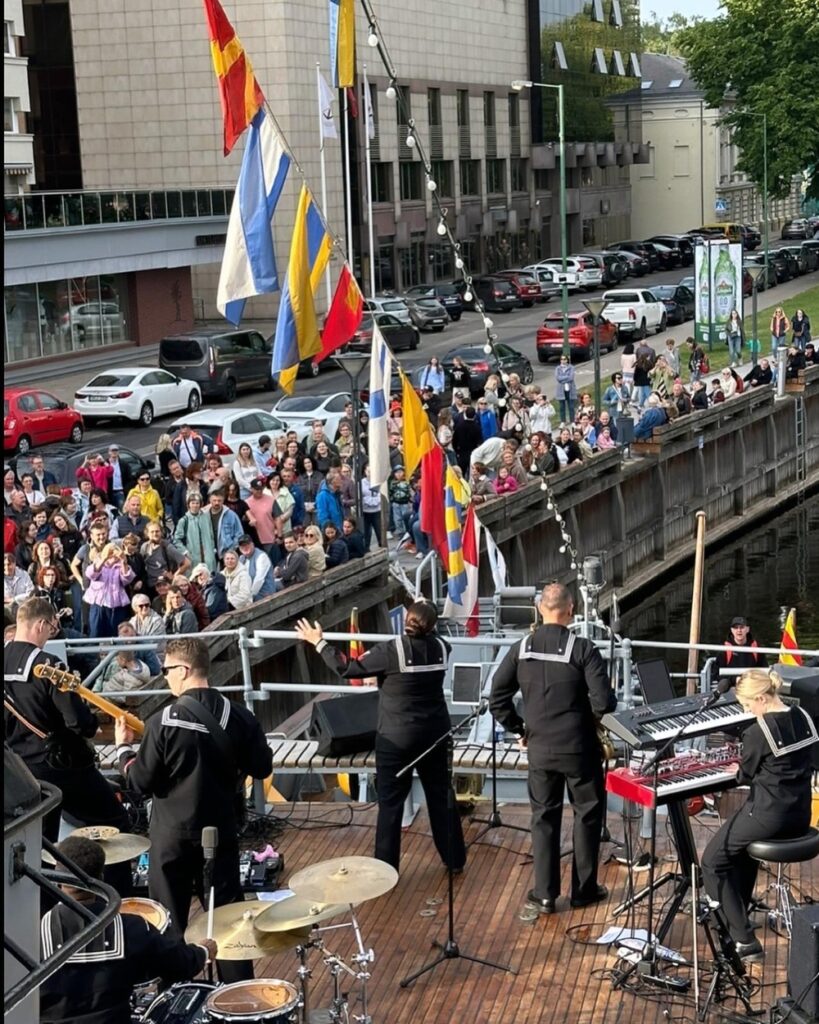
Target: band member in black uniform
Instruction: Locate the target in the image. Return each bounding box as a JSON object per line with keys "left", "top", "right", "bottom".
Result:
{"left": 295, "top": 600, "right": 466, "bottom": 873}
{"left": 40, "top": 835, "right": 216, "bottom": 1024}
{"left": 114, "top": 637, "right": 272, "bottom": 983}
{"left": 3, "top": 597, "right": 130, "bottom": 859}
{"left": 489, "top": 583, "right": 616, "bottom": 913}
{"left": 701, "top": 668, "right": 817, "bottom": 960}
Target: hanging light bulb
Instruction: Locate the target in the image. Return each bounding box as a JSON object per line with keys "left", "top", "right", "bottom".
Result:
{"left": 559, "top": 544, "right": 567, "bottom": 553}
{"left": 463, "top": 289, "right": 473, "bottom": 303}
{"left": 497, "top": 397, "right": 506, "bottom": 407}
{"left": 367, "top": 29, "right": 379, "bottom": 46}
{"left": 436, "top": 219, "right": 447, "bottom": 236}
{"left": 455, "top": 257, "right": 464, "bottom": 270}
{"left": 427, "top": 178, "right": 437, "bottom": 192}
{"left": 570, "top": 560, "right": 577, "bottom": 570}
{"left": 483, "top": 343, "right": 492, "bottom": 354}
{"left": 554, "top": 514, "right": 563, "bottom": 525}
{"left": 540, "top": 481, "right": 549, "bottom": 491}
{"left": 501, "top": 372, "right": 510, "bottom": 383}
{"left": 385, "top": 83, "right": 397, "bottom": 100}
{"left": 546, "top": 500, "right": 554, "bottom": 510}
{"left": 482, "top": 316, "right": 494, "bottom": 329}
{"left": 406, "top": 134, "right": 416, "bottom": 148}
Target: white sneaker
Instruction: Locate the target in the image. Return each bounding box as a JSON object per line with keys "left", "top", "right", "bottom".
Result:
{"left": 386, "top": 531, "right": 394, "bottom": 540}
{"left": 415, "top": 551, "right": 424, "bottom": 559}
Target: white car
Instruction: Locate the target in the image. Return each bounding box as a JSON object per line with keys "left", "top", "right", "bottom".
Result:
{"left": 60, "top": 301, "right": 126, "bottom": 344}
{"left": 271, "top": 392, "right": 352, "bottom": 443}
{"left": 364, "top": 296, "right": 412, "bottom": 324}
{"left": 539, "top": 257, "right": 603, "bottom": 291}
{"left": 168, "top": 408, "right": 289, "bottom": 469}
{"left": 74, "top": 367, "right": 201, "bottom": 427}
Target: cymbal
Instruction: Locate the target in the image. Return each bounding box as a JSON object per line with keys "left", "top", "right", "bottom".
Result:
{"left": 255, "top": 893, "right": 348, "bottom": 933}
{"left": 288, "top": 856, "right": 399, "bottom": 905}
{"left": 68, "top": 828, "right": 150, "bottom": 865}
{"left": 184, "top": 900, "right": 310, "bottom": 960}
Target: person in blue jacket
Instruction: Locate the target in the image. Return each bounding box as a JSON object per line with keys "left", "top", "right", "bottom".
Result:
{"left": 315, "top": 472, "right": 344, "bottom": 531}
{"left": 633, "top": 394, "right": 668, "bottom": 440}
{"left": 205, "top": 490, "right": 244, "bottom": 556}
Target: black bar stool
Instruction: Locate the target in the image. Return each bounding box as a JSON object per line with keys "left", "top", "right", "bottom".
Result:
{"left": 747, "top": 828, "right": 819, "bottom": 937}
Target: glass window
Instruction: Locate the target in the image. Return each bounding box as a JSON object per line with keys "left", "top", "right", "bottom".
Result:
{"left": 396, "top": 85, "right": 411, "bottom": 125}
{"left": 429, "top": 244, "right": 454, "bottom": 280}
{"left": 510, "top": 158, "right": 528, "bottom": 192}
{"left": 151, "top": 192, "right": 168, "bottom": 219}
{"left": 211, "top": 190, "right": 227, "bottom": 216}
{"left": 483, "top": 92, "right": 495, "bottom": 127}
{"left": 371, "top": 162, "right": 393, "bottom": 203}
{"left": 610, "top": 50, "right": 626, "bottom": 76}
{"left": 135, "top": 192, "right": 152, "bottom": 221}
{"left": 552, "top": 42, "right": 568, "bottom": 71}
{"left": 486, "top": 159, "right": 506, "bottom": 195}
{"left": 182, "top": 192, "right": 197, "bottom": 217}
{"left": 167, "top": 192, "right": 182, "bottom": 218}
{"left": 36, "top": 392, "right": 62, "bottom": 411}
{"left": 399, "top": 235, "right": 425, "bottom": 288}
{"left": 430, "top": 160, "right": 453, "bottom": 198}
{"left": 591, "top": 48, "right": 608, "bottom": 73}
{"left": 457, "top": 90, "right": 470, "bottom": 128}
{"left": 248, "top": 332, "right": 266, "bottom": 352}
{"left": 399, "top": 162, "right": 422, "bottom": 201}
{"left": 4, "top": 22, "right": 14, "bottom": 56}
{"left": 508, "top": 92, "right": 520, "bottom": 129}
{"left": 375, "top": 244, "right": 394, "bottom": 292}
{"left": 39, "top": 280, "right": 70, "bottom": 358}
{"left": 5, "top": 286, "right": 39, "bottom": 364}
{"left": 4, "top": 97, "right": 16, "bottom": 133}
{"left": 18, "top": 394, "right": 37, "bottom": 412}
{"left": 610, "top": 0, "right": 623, "bottom": 27}
{"left": 427, "top": 88, "right": 441, "bottom": 127}
{"left": 460, "top": 159, "right": 480, "bottom": 196}
{"left": 591, "top": 0, "right": 604, "bottom": 20}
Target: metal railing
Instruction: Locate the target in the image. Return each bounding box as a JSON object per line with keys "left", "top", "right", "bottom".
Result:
{"left": 4, "top": 187, "right": 233, "bottom": 233}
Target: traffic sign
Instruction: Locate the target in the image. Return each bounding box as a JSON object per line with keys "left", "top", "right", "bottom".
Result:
{"left": 714, "top": 197, "right": 729, "bottom": 215}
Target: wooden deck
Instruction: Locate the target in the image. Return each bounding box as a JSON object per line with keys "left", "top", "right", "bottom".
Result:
{"left": 220, "top": 803, "right": 813, "bottom": 1024}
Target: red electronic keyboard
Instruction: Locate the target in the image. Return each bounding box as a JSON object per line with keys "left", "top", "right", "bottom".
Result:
{"left": 606, "top": 748, "right": 741, "bottom": 809}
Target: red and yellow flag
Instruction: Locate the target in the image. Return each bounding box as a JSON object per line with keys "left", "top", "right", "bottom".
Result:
{"left": 779, "top": 607, "right": 802, "bottom": 666}
{"left": 202, "top": 0, "right": 265, "bottom": 155}
{"left": 316, "top": 265, "right": 363, "bottom": 363}
{"left": 349, "top": 606, "right": 365, "bottom": 687}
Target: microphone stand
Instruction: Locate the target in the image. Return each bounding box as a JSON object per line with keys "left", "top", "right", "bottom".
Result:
{"left": 398, "top": 702, "right": 517, "bottom": 988}
{"left": 468, "top": 703, "right": 530, "bottom": 845}
{"left": 202, "top": 826, "right": 218, "bottom": 985}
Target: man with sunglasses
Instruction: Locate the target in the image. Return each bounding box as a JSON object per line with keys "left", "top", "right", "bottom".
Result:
{"left": 115, "top": 637, "right": 272, "bottom": 984}
{"left": 3, "top": 596, "right": 130, "bottom": 856}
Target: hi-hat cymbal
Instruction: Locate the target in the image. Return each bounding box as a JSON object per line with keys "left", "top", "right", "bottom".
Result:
{"left": 68, "top": 828, "right": 150, "bottom": 865}
{"left": 185, "top": 901, "right": 310, "bottom": 960}
{"left": 255, "top": 894, "right": 348, "bottom": 933}
{"left": 288, "top": 857, "right": 399, "bottom": 905}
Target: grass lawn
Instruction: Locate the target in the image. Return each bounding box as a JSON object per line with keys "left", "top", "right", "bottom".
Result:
{"left": 678, "top": 283, "right": 819, "bottom": 376}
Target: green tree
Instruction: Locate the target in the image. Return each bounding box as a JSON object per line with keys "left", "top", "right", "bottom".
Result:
{"left": 641, "top": 11, "right": 700, "bottom": 56}
{"left": 679, "top": 0, "right": 819, "bottom": 200}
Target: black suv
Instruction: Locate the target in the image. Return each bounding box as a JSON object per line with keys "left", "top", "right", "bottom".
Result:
{"left": 11, "top": 443, "right": 155, "bottom": 490}
{"left": 647, "top": 234, "right": 695, "bottom": 266}
{"left": 404, "top": 283, "right": 464, "bottom": 320}
{"left": 452, "top": 277, "right": 518, "bottom": 313}
{"left": 159, "top": 329, "right": 274, "bottom": 402}
{"left": 606, "top": 241, "right": 660, "bottom": 271}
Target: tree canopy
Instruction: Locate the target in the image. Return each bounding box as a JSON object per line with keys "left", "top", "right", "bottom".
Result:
{"left": 641, "top": 11, "right": 700, "bottom": 56}
{"left": 679, "top": 0, "right": 819, "bottom": 200}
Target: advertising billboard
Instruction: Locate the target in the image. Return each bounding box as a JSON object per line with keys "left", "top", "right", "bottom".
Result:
{"left": 694, "top": 241, "right": 743, "bottom": 346}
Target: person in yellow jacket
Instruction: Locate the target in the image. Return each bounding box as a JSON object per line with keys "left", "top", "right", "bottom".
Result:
{"left": 127, "top": 470, "right": 164, "bottom": 522}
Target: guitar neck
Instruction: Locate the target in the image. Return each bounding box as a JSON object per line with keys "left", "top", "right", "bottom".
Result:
{"left": 74, "top": 683, "right": 145, "bottom": 737}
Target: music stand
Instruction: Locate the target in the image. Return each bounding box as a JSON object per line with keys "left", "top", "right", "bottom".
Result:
{"left": 636, "top": 660, "right": 676, "bottom": 705}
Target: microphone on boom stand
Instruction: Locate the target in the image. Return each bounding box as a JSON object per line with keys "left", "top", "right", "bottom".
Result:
{"left": 202, "top": 826, "right": 218, "bottom": 984}
{"left": 601, "top": 592, "right": 622, "bottom": 849}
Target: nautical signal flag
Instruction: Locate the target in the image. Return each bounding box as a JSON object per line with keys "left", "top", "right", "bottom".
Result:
{"left": 316, "top": 265, "right": 363, "bottom": 363}
{"left": 443, "top": 464, "right": 468, "bottom": 606}
{"left": 420, "top": 445, "right": 448, "bottom": 564}
{"left": 443, "top": 505, "right": 482, "bottom": 635}
{"left": 367, "top": 324, "right": 393, "bottom": 489}
{"left": 202, "top": 0, "right": 265, "bottom": 155}
{"left": 271, "top": 186, "right": 332, "bottom": 394}
{"left": 328, "top": 0, "right": 356, "bottom": 89}
{"left": 400, "top": 370, "right": 435, "bottom": 477}
{"left": 348, "top": 606, "right": 366, "bottom": 686}
{"left": 779, "top": 607, "right": 803, "bottom": 666}
{"left": 217, "top": 110, "right": 290, "bottom": 325}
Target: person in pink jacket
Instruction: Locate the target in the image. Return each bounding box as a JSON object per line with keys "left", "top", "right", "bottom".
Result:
{"left": 493, "top": 466, "right": 519, "bottom": 495}
{"left": 84, "top": 542, "right": 134, "bottom": 637}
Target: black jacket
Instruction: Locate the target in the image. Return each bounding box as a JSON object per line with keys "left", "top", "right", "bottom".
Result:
{"left": 490, "top": 625, "right": 615, "bottom": 765}
{"left": 39, "top": 899, "right": 207, "bottom": 1024}
{"left": 318, "top": 633, "right": 451, "bottom": 747}
{"left": 714, "top": 634, "right": 762, "bottom": 680}
{"left": 118, "top": 689, "right": 272, "bottom": 838}
{"left": 738, "top": 706, "right": 816, "bottom": 826}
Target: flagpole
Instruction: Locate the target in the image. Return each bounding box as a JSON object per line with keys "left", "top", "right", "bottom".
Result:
{"left": 343, "top": 87, "right": 355, "bottom": 288}
{"left": 364, "top": 64, "right": 376, "bottom": 299}
{"left": 316, "top": 62, "right": 333, "bottom": 309}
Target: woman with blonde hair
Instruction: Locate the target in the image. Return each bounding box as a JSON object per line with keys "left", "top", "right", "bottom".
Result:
{"left": 155, "top": 433, "right": 175, "bottom": 476}
{"left": 302, "top": 525, "right": 327, "bottom": 579}
{"left": 701, "top": 668, "right": 817, "bottom": 961}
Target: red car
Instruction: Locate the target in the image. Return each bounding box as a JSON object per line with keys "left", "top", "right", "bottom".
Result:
{"left": 536, "top": 311, "right": 618, "bottom": 362}
{"left": 493, "top": 270, "right": 543, "bottom": 307}
{"left": 4, "top": 387, "right": 84, "bottom": 455}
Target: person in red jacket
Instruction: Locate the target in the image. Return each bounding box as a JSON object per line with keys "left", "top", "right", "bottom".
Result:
{"left": 713, "top": 616, "right": 762, "bottom": 684}
{"left": 4, "top": 517, "right": 17, "bottom": 554}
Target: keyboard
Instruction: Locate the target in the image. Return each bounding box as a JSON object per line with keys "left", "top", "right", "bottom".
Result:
{"left": 606, "top": 750, "right": 741, "bottom": 809}
{"left": 602, "top": 693, "right": 754, "bottom": 748}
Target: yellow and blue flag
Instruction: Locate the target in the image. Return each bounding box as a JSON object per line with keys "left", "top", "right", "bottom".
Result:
{"left": 271, "top": 186, "right": 332, "bottom": 393}
{"left": 444, "top": 464, "right": 468, "bottom": 604}
{"left": 328, "top": 0, "right": 355, "bottom": 89}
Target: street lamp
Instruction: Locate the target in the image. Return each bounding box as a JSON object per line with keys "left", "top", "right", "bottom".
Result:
{"left": 744, "top": 262, "right": 765, "bottom": 367}
{"left": 744, "top": 110, "right": 769, "bottom": 277}
{"left": 581, "top": 297, "right": 607, "bottom": 413}
{"left": 333, "top": 350, "right": 370, "bottom": 521}
{"left": 512, "top": 78, "right": 570, "bottom": 358}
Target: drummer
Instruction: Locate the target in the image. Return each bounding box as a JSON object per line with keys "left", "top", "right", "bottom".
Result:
{"left": 295, "top": 600, "right": 466, "bottom": 874}
{"left": 39, "top": 836, "right": 216, "bottom": 1024}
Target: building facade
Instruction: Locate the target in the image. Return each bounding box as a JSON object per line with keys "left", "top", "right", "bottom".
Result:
{"left": 4, "top": 0, "right": 35, "bottom": 192}
{"left": 4, "top": 0, "right": 646, "bottom": 366}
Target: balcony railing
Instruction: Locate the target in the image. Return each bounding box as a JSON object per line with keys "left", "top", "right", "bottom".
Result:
{"left": 4, "top": 187, "right": 233, "bottom": 233}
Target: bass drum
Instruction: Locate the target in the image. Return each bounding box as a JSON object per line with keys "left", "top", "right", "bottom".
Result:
{"left": 205, "top": 980, "right": 300, "bottom": 1022}
{"left": 140, "top": 982, "right": 215, "bottom": 1023}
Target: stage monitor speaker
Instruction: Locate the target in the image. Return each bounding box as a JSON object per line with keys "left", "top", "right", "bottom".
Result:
{"left": 451, "top": 663, "right": 484, "bottom": 706}
{"left": 309, "top": 691, "right": 379, "bottom": 758}
{"left": 789, "top": 903, "right": 819, "bottom": 1019}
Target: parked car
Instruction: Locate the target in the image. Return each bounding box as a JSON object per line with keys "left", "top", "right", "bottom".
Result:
{"left": 4, "top": 388, "right": 84, "bottom": 455}
{"left": 402, "top": 297, "right": 449, "bottom": 332}
{"left": 536, "top": 311, "right": 618, "bottom": 362}
{"left": 73, "top": 367, "right": 202, "bottom": 428}
{"left": 775, "top": 248, "right": 800, "bottom": 280}
{"left": 743, "top": 253, "right": 780, "bottom": 288}
{"left": 168, "top": 408, "right": 288, "bottom": 467}
{"left": 492, "top": 270, "right": 542, "bottom": 307}
{"left": 159, "top": 329, "right": 274, "bottom": 402}
{"left": 650, "top": 241, "right": 681, "bottom": 270}
{"left": 777, "top": 245, "right": 810, "bottom": 276}
{"left": 60, "top": 302, "right": 126, "bottom": 345}
{"left": 601, "top": 289, "right": 667, "bottom": 339}
{"left": 452, "top": 276, "right": 519, "bottom": 312}
{"left": 741, "top": 225, "right": 761, "bottom": 250}
{"left": 363, "top": 296, "right": 413, "bottom": 324}
{"left": 698, "top": 222, "right": 744, "bottom": 244}
{"left": 11, "top": 443, "right": 151, "bottom": 489}
{"left": 403, "top": 283, "right": 463, "bottom": 320}
{"left": 799, "top": 240, "right": 819, "bottom": 272}
{"left": 606, "top": 241, "right": 659, "bottom": 272}
{"left": 437, "top": 344, "right": 533, "bottom": 397}
{"left": 678, "top": 276, "right": 695, "bottom": 292}
{"left": 650, "top": 285, "right": 695, "bottom": 325}
{"left": 578, "top": 252, "right": 625, "bottom": 286}
{"left": 271, "top": 392, "right": 352, "bottom": 443}
{"left": 781, "top": 219, "right": 808, "bottom": 240}
{"left": 348, "top": 312, "right": 420, "bottom": 351}
{"left": 539, "top": 256, "right": 603, "bottom": 290}
{"left": 522, "top": 264, "right": 562, "bottom": 298}
{"left": 646, "top": 234, "right": 695, "bottom": 266}
{"left": 609, "top": 251, "right": 649, "bottom": 277}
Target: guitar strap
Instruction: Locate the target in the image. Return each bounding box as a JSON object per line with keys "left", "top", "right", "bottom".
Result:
{"left": 3, "top": 694, "right": 49, "bottom": 740}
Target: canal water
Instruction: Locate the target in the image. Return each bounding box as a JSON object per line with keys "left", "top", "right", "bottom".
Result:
{"left": 619, "top": 493, "right": 819, "bottom": 674}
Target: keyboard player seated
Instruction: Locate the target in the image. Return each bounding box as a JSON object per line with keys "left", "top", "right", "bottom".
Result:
{"left": 701, "top": 668, "right": 817, "bottom": 962}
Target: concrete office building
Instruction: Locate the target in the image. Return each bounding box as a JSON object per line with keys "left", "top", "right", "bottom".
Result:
{"left": 4, "top": 0, "right": 35, "bottom": 193}
{"left": 4, "top": 0, "right": 645, "bottom": 367}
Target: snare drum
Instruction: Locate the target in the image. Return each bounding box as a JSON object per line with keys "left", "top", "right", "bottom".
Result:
{"left": 140, "top": 982, "right": 215, "bottom": 1023}
{"left": 204, "top": 980, "right": 300, "bottom": 1022}
{"left": 121, "top": 897, "right": 171, "bottom": 934}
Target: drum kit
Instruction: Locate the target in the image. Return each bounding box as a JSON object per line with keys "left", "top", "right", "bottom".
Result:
{"left": 129, "top": 855, "right": 399, "bottom": 1024}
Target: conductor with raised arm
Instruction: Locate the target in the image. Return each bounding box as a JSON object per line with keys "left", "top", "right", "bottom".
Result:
{"left": 489, "top": 583, "right": 616, "bottom": 913}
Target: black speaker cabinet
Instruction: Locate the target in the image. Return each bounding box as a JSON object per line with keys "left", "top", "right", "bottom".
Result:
{"left": 790, "top": 903, "right": 819, "bottom": 1019}
{"left": 309, "top": 691, "right": 379, "bottom": 757}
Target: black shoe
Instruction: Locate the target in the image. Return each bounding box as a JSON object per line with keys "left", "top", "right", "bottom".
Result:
{"left": 570, "top": 885, "right": 609, "bottom": 909}
{"left": 734, "top": 938, "right": 764, "bottom": 962}
{"left": 525, "top": 890, "right": 556, "bottom": 914}
{"left": 451, "top": 866, "right": 464, "bottom": 875}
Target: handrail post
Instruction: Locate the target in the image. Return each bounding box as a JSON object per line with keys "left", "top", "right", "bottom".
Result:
{"left": 621, "top": 637, "right": 633, "bottom": 707}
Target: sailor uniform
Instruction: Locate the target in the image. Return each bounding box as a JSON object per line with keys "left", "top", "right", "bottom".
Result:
{"left": 117, "top": 688, "right": 272, "bottom": 982}
{"left": 490, "top": 625, "right": 616, "bottom": 903}
{"left": 39, "top": 898, "right": 208, "bottom": 1024}
{"left": 316, "top": 634, "right": 466, "bottom": 871}
{"left": 3, "top": 641, "right": 129, "bottom": 848}
{"left": 701, "top": 705, "right": 817, "bottom": 943}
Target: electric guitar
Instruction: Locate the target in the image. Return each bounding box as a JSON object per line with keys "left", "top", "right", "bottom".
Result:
{"left": 33, "top": 663, "right": 145, "bottom": 737}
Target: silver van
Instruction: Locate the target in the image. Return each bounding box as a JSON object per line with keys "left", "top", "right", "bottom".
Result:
{"left": 158, "top": 329, "right": 274, "bottom": 402}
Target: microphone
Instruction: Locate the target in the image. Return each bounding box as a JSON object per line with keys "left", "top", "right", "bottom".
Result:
{"left": 202, "top": 827, "right": 218, "bottom": 944}
{"left": 704, "top": 677, "right": 733, "bottom": 707}
{"left": 202, "top": 826, "right": 218, "bottom": 862}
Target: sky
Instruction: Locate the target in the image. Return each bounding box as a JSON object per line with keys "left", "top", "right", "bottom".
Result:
{"left": 642, "top": 0, "right": 721, "bottom": 20}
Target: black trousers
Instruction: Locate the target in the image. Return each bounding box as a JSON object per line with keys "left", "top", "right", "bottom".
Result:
{"left": 148, "top": 827, "right": 252, "bottom": 984}
{"left": 374, "top": 738, "right": 466, "bottom": 872}
{"left": 528, "top": 754, "right": 605, "bottom": 902}
{"left": 701, "top": 804, "right": 809, "bottom": 944}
